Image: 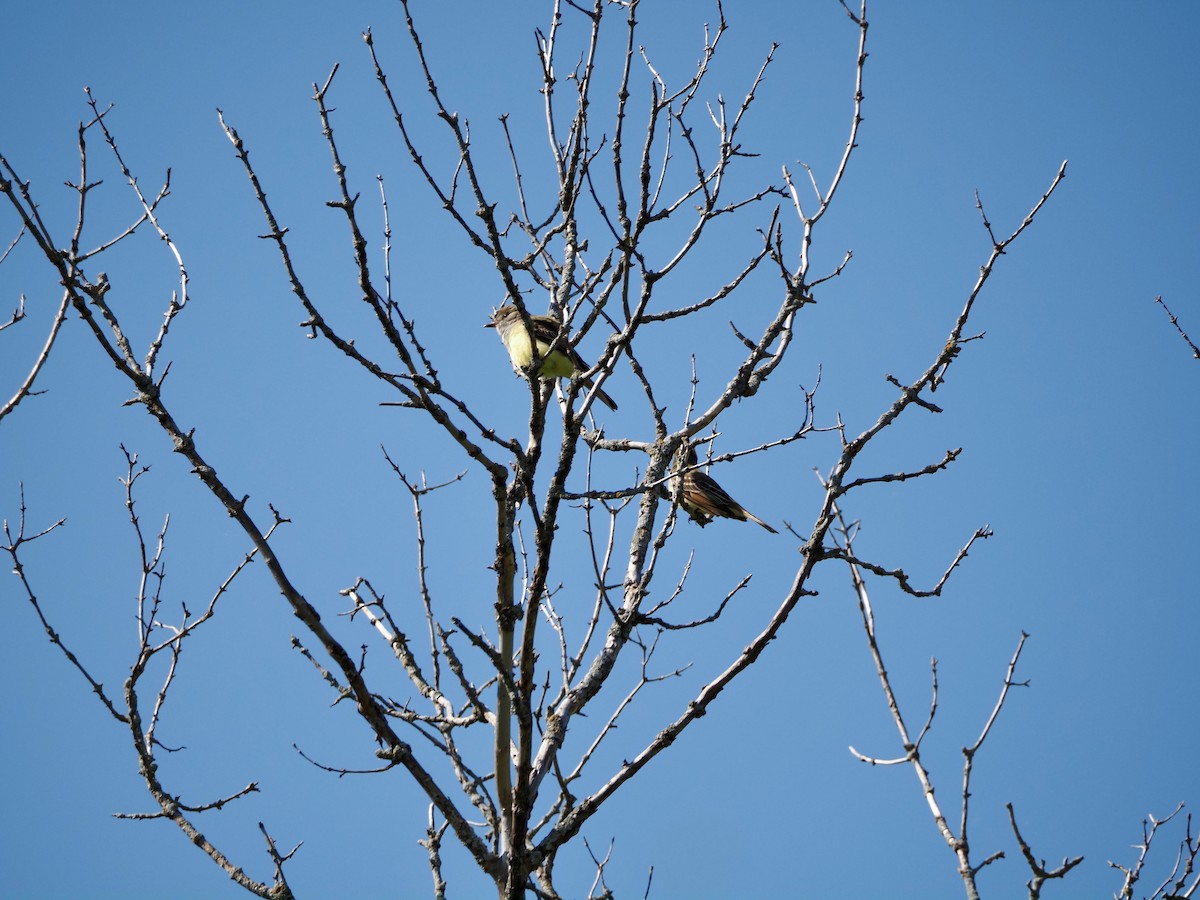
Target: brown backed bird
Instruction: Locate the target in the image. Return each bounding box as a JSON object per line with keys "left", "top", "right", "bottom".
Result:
{"left": 672, "top": 445, "right": 777, "bottom": 533}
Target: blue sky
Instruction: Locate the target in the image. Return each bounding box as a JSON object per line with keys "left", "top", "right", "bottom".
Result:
{"left": 2, "top": 2, "right": 1198, "bottom": 898}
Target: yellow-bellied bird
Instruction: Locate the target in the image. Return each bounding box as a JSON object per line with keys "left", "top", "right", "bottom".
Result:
{"left": 487, "top": 304, "right": 618, "bottom": 411}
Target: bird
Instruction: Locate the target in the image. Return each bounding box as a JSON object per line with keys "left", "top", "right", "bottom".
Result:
{"left": 671, "top": 444, "right": 777, "bottom": 533}
{"left": 486, "top": 304, "right": 618, "bottom": 410}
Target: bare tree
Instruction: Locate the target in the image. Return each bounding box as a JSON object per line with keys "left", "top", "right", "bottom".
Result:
{"left": 5, "top": 2, "right": 1188, "bottom": 898}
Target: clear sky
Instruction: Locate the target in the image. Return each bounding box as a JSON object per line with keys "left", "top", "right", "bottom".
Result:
{"left": 2, "top": 2, "right": 1198, "bottom": 898}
